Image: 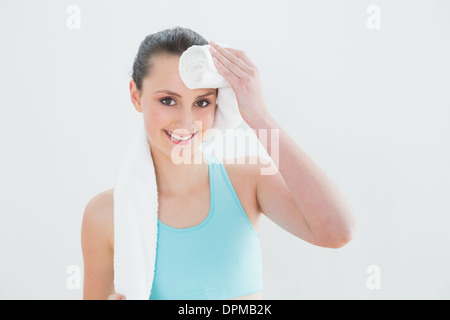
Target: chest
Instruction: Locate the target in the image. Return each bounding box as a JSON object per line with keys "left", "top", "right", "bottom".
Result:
{"left": 157, "top": 164, "right": 260, "bottom": 231}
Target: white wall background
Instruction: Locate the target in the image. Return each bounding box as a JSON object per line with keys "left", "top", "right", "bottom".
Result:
{"left": 1, "top": 0, "right": 449, "bottom": 300}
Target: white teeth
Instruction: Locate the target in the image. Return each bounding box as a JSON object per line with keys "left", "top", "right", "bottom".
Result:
{"left": 166, "top": 130, "right": 194, "bottom": 141}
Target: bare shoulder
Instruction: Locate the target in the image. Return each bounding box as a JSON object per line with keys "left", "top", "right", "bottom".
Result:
{"left": 81, "top": 189, "right": 115, "bottom": 299}
{"left": 221, "top": 155, "right": 264, "bottom": 179}
{"left": 221, "top": 155, "right": 264, "bottom": 195}
{"left": 221, "top": 155, "right": 264, "bottom": 223}
{"left": 81, "top": 188, "right": 114, "bottom": 249}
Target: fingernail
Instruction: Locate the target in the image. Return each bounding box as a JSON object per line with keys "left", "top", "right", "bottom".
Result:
{"left": 210, "top": 40, "right": 216, "bottom": 46}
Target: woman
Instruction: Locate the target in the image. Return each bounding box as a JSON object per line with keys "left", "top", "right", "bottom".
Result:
{"left": 81, "top": 26, "right": 357, "bottom": 300}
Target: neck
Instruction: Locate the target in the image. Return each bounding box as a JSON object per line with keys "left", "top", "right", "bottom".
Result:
{"left": 149, "top": 143, "right": 208, "bottom": 196}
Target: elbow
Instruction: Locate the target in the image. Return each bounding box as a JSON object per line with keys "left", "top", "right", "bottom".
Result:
{"left": 306, "top": 209, "right": 358, "bottom": 249}
{"left": 316, "top": 225, "right": 357, "bottom": 249}
{"left": 331, "top": 220, "right": 358, "bottom": 248}
{"left": 326, "top": 211, "right": 358, "bottom": 249}
{"left": 327, "top": 230, "right": 354, "bottom": 249}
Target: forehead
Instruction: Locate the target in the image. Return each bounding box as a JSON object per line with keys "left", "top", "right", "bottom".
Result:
{"left": 143, "top": 54, "right": 216, "bottom": 96}
{"left": 142, "top": 54, "right": 181, "bottom": 89}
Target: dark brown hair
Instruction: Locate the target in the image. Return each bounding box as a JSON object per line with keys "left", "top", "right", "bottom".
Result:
{"left": 131, "top": 26, "right": 208, "bottom": 94}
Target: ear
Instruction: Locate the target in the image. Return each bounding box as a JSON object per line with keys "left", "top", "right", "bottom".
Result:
{"left": 130, "top": 80, "right": 143, "bottom": 113}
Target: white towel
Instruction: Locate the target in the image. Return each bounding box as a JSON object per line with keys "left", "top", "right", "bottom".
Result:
{"left": 113, "top": 43, "right": 271, "bottom": 300}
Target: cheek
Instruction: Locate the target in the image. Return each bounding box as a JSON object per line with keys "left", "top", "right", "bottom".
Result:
{"left": 143, "top": 105, "right": 168, "bottom": 138}
{"left": 203, "top": 105, "right": 216, "bottom": 128}
{"left": 143, "top": 103, "right": 216, "bottom": 137}
{"left": 198, "top": 107, "right": 216, "bottom": 138}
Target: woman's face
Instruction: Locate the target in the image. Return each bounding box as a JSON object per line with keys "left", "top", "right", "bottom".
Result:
{"left": 130, "top": 54, "right": 217, "bottom": 160}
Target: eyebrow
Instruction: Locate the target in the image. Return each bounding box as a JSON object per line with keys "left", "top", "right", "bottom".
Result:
{"left": 153, "top": 89, "right": 216, "bottom": 99}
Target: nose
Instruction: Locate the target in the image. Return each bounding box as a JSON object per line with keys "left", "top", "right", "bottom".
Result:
{"left": 174, "top": 105, "right": 196, "bottom": 134}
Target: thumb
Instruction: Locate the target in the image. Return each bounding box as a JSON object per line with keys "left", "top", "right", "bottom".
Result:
{"left": 108, "top": 293, "right": 127, "bottom": 300}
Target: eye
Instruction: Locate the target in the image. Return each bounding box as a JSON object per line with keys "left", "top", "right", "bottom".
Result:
{"left": 160, "top": 98, "right": 175, "bottom": 106}
{"left": 196, "top": 100, "right": 210, "bottom": 108}
{"left": 160, "top": 98, "right": 211, "bottom": 108}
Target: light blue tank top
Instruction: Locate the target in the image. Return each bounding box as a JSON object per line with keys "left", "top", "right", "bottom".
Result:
{"left": 149, "top": 153, "right": 264, "bottom": 300}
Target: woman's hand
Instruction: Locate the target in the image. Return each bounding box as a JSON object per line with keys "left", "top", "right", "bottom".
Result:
{"left": 108, "top": 293, "right": 126, "bottom": 300}
{"left": 209, "top": 41, "right": 270, "bottom": 126}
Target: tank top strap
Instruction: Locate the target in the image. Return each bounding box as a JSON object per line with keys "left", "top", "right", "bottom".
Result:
{"left": 150, "top": 152, "right": 264, "bottom": 300}
{"left": 203, "top": 153, "right": 223, "bottom": 165}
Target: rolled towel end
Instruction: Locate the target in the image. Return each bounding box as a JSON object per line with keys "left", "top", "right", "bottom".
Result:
{"left": 179, "top": 44, "right": 231, "bottom": 89}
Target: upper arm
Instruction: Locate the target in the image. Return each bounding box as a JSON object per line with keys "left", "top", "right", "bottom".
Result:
{"left": 81, "top": 189, "right": 115, "bottom": 300}
{"left": 255, "top": 157, "right": 318, "bottom": 245}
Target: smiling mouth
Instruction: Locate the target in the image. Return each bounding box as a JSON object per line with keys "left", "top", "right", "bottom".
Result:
{"left": 164, "top": 129, "right": 197, "bottom": 143}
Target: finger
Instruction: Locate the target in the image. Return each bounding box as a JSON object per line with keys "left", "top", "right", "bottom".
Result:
{"left": 209, "top": 45, "right": 246, "bottom": 79}
{"left": 210, "top": 43, "right": 252, "bottom": 75}
{"left": 212, "top": 43, "right": 258, "bottom": 70}
{"left": 108, "top": 293, "right": 126, "bottom": 300}
{"left": 224, "top": 48, "right": 257, "bottom": 71}
{"left": 212, "top": 55, "right": 239, "bottom": 86}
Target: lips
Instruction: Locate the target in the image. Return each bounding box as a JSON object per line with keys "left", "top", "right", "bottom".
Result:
{"left": 164, "top": 129, "right": 197, "bottom": 143}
